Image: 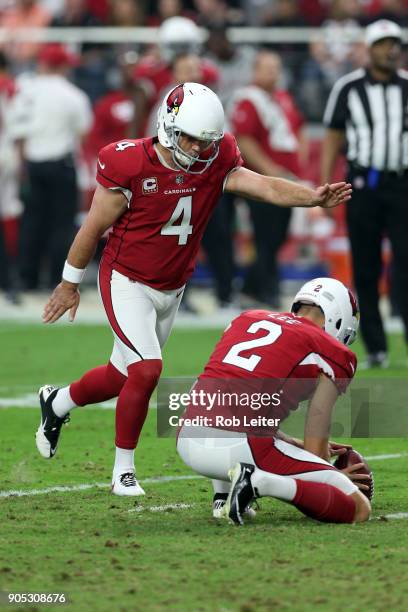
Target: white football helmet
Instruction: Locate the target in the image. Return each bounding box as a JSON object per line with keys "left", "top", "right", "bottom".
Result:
{"left": 158, "top": 17, "right": 202, "bottom": 62}
{"left": 157, "top": 82, "right": 225, "bottom": 174}
{"left": 291, "top": 277, "right": 359, "bottom": 346}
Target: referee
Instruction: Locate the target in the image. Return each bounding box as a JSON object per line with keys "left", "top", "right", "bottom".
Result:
{"left": 321, "top": 20, "right": 408, "bottom": 368}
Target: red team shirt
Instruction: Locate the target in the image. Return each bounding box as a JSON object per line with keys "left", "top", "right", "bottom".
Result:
{"left": 86, "top": 91, "right": 133, "bottom": 158}
{"left": 96, "top": 133, "right": 243, "bottom": 289}
{"left": 230, "top": 89, "right": 304, "bottom": 177}
{"left": 0, "top": 74, "right": 15, "bottom": 102}
{"left": 185, "top": 310, "right": 357, "bottom": 433}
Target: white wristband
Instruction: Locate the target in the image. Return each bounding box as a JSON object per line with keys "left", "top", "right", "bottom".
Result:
{"left": 62, "top": 261, "right": 86, "bottom": 284}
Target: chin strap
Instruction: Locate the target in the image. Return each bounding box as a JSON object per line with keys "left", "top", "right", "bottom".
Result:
{"left": 173, "top": 148, "right": 192, "bottom": 168}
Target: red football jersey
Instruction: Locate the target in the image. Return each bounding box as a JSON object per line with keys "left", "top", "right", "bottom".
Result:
{"left": 0, "top": 75, "right": 15, "bottom": 99}
{"left": 96, "top": 133, "right": 243, "bottom": 289}
{"left": 230, "top": 88, "right": 304, "bottom": 177}
{"left": 189, "top": 310, "right": 357, "bottom": 430}
{"left": 202, "top": 310, "right": 356, "bottom": 386}
{"left": 86, "top": 91, "right": 133, "bottom": 158}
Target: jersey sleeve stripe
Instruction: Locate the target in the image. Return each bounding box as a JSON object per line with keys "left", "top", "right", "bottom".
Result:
{"left": 318, "top": 351, "right": 352, "bottom": 377}
{"left": 298, "top": 353, "right": 335, "bottom": 381}
{"left": 222, "top": 166, "right": 240, "bottom": 192}
{"left": 97, "top": 170, "right": 129, "bottom": 190}
{"left": 109, "top": 186, "right": 132, "bottom": 204}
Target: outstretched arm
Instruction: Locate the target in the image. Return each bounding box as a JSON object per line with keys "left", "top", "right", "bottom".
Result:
{"left": 43, "top": 185, "right": 128, "bottom": 324}
{"left": 224, "top": 166, "right": 352, "bottom": 209}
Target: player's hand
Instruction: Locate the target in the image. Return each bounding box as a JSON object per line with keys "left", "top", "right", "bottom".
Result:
{"left": 43, "top": 282, "right": 80, "bottom": 324}
{"left": 340, "top": 462, "right": 370, "bottom": 492}
{"left": 312, "top": 182, "right": 352, "bottom": 209}
{"left": 329, "top": 441, "right": 353, "bottom": 457}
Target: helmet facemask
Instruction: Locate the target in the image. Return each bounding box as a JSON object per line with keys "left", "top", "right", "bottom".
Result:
{"left": 167, "top": 126, "right": 221, "bottom": 174}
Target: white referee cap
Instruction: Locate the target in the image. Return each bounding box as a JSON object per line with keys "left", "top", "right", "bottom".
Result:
{"left": 365, "top": 19, "right": 402, "bottom": 47}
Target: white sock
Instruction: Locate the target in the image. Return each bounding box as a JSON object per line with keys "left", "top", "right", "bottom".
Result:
{"left": 212, "top": 479, "right": 230, "bottom": 495}
{"left": 52, "top": 386, "right": 77, "bottom": 418}
{"left": 251, "top": 468, "right": 297, "bottom": 501}
{"left": 113, "top": 447, "right": 135, "bottom": 479}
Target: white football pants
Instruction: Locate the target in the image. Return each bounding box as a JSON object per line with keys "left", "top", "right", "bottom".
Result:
{"left": 98, "top": 266, "right": 184, "bottom": 374}
{"left": 177, "top": 426, "right": 358, "bottom": 496}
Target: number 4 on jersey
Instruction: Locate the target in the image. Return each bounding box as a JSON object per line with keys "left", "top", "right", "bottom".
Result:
{"left": 161, "top": 196, "right": 193, "bottom": 245}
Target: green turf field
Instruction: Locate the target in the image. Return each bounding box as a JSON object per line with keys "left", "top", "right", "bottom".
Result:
{"left": 0, "top": 324, "right": 407, "bottom": 611}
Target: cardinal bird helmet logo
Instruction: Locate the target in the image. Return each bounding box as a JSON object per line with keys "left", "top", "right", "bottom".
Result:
{"left": 166, "top": 85, "right": 185, "bottom": 116}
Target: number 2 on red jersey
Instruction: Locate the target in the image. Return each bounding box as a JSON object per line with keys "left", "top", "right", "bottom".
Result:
{"left": 222, "top": 320, "right": 282, "bottom": 372}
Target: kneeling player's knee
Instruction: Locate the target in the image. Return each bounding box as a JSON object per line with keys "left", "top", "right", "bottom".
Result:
{"left": 325, "top": 469, "right": 353, "bottom": 492}
{"left": 352, "top": 492, "right": 371, "bottom": 523}
{"left": 127, "top": 359, "right": 162, "bottom": 388}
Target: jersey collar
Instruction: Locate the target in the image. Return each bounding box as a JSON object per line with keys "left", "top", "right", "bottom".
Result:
{"left": 146, "top": 136, "right": 182, "bottom": 172}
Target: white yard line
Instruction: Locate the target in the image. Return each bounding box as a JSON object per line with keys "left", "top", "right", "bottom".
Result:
{"left": 0, "top": 394, "right": 117, "bottom": 409}
{"left": 0, "top": 393, "right": 157, "bottom": 409}
{"left": 131, "top": 505, "right": 407, "bottom": 519}
{"left": 0, "top": 483, "right": 109, "bottom": 497}
{"left": 366, "top": 453, "right": 408, "bottom": 461}
{"left": 379, "top": 512, "right": 408, "bottom": 520}
{"left": 0, "top": 452, "right": 407, "bottom": 499}
{"left": 0, "top": 474, "right": 202, "bottom": 498}
{"left": 128, "top": 503, "right": 195, "bottom": 513}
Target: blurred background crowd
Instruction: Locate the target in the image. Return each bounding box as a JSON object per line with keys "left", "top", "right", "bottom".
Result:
{"left": 0, "top": 0, "right": 407, "bottom": 331}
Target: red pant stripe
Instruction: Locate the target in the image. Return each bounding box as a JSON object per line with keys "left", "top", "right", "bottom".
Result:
{"left": 98, "top": 261, "right": 143, "bottom": 359}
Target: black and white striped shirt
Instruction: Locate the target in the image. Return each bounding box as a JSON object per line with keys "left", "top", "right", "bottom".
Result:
{"left": 323, "top": 68, "right": 408, "bottom": 171}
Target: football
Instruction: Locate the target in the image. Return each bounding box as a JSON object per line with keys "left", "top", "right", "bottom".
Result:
{"left": 334, "top": 449, "right": 374, "bottom": 501}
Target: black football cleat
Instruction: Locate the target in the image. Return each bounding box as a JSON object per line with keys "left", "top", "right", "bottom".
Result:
{"left": 225, "top": 463, "right": 256, "bottom": 525}
{"left": 213, "top": 492, "right": 257, "bottom": 519}
{"left": 36, "top": 385, "right": 69, "bottom": 458}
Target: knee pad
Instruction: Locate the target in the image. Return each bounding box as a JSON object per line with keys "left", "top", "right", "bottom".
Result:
{"left": 127, "top": 359, "right": 162, "bottom": 389}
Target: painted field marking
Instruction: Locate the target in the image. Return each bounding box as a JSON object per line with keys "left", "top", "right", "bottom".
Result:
{"left": 365, "top": 453, "right": 408, "bottom": 461}
{"left": 0, "top": 394, "right": 117, "bottom": 409}
{"left": 0, "top": 475, "right": 202, "bottom": 499}
{"left": 379, "top": 512, "right": 408, "bottom": 520}
{"left": 1, "top": 451, "right": 407, "bottom": 499}
{"left": 127, "top": 506, "right": 408, "bottom": 520}
{"left": 0, "top": 393, "right": 157, "bottom": 410}
{"left": 128, "top": 503, "right": 195, "bottom": 514}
